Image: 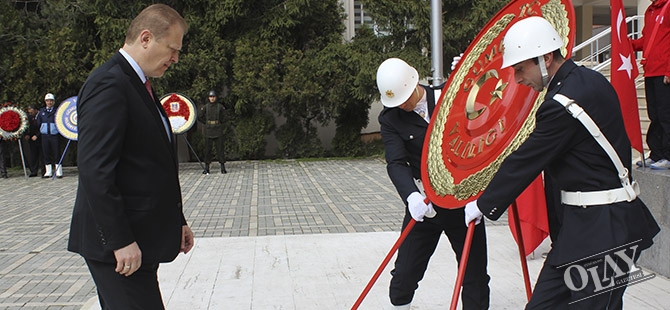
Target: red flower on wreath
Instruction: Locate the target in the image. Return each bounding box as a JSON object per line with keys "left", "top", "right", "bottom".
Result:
{"left": 0, "top": 110, "right": 20, "bottom": 132}
{"left": 0, "top": 104, "right": 29, "bottom": 140}
{"left": 161, "top": 93, "right": 190, "bottom": 120}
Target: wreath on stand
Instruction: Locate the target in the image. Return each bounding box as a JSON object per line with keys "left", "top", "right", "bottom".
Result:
{"left": 0, "top": 103, "right": 29, "bottom": 140}
{"left": 160, "top": 93, "right": 197, "bottom": 135}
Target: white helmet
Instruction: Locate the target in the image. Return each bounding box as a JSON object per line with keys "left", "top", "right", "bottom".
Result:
{"left": 376, "top": 58, "right": 419, "bottom": 108}
{"left": 44, "top": 93, "right": 55, "bottom": 101}
{"left": 501, "top": 16, "right": 564, "bottom": 69}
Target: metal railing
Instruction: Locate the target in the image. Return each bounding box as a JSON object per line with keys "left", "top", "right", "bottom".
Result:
{"left": 572, "top": 15, "right": 644, "bottom": 73}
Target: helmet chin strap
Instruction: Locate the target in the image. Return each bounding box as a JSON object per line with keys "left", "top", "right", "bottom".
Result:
{"left": 537, "top": 56, "right": 550, "bottom": 87}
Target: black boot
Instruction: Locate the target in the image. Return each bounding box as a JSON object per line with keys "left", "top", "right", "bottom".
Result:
{"left": 221, "top": 163, "right": 227, "bottom": 174}
{"left": 203, "top": 163, "right": 210, "bottom": 174}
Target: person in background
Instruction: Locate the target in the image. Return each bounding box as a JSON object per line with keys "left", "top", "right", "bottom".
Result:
{"left": 198, "top": 89, "right": 227, "bottom": 174}
{"left": 24, "top": 105, "right": 42, "bottom": 177}
{"left": 376, "top": 58, "right": 490, "bottom": 309}
{"left": 631, "top": 0, "right": 670, "bottom": 169}
{"left": 0, "top": 137, "right": 7, "bottom": 178}
{"left": 37, "top": 93, "right": 61, "bottom": 178}
{"left": 464, "top": 16, "right": 660, "bottom": 308}
{"left": 68, "top": 4, "right": 194, "bottom": 309}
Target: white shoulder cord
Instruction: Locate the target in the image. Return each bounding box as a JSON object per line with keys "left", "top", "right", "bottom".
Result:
{"left": 553, "top": 94, "right": 639, "bottom": 202}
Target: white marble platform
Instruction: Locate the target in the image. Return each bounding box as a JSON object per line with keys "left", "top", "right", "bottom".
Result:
{"left": 82, "top": 225, "right": 670, "bottom": 309}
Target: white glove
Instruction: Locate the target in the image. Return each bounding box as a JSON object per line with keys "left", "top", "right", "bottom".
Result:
{"left": 451, "top": 53, "right": 463, "bottom": 71}
{"left": 407, "top": 192, "right": 433, "bottom": 222}
{"left": 464, "top": 200, "right": 483, "bottom": 227}
{"left": 425, "top": 203, "right": 437, "bottom": 219}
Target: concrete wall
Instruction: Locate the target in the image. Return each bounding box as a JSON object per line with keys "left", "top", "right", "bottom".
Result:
{"left": 633, "top": 168, "right": 670, "bottom": 278}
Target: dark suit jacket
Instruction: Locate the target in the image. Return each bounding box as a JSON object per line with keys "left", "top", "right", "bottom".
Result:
{"left": 477, "top": 60, "right": 660, "bottom": 265}
{"left": 68, "top": 52, "right": 187, "bottom": 264}
{"left": 379, "top": 84, "right": 438, "bottom": 202}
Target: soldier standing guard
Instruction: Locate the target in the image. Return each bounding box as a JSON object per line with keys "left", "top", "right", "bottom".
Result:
{"left": 198, "top": 90, "right": 227, "bottom": 174}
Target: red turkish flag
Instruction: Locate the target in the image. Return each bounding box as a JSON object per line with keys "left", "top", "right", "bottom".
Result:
{"left": 508, "top": 175, "right": 549, "bottom": 256}
{"left": 611, "top": 0, "right": 643, "bottom": 153}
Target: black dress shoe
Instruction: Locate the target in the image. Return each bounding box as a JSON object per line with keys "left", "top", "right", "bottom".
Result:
{"left": 1, "top": 175, "right": 8, "bottom": 179}
{"left": 29, "top": 173, "right": 37, "bottom": 177}
{"left": 221, "top": 164, "right": 227, "bottom": 174}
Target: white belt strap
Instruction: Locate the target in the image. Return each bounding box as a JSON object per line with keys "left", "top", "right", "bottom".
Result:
{"left": 561, "top": 186, "right": 640, "bottom": 207}
{"left": 553, "top": 94, "right": 639, "bottom": 206}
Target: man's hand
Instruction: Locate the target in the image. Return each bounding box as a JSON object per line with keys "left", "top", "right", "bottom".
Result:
{"left": 181, "top": 225, "right": 194, "bottom": 254}
{"left": 451, "top": 53, "right": 463, "bottom": 71}
{"left": 464, "top": 200, "right": 483, "bottom": 227}
{"left": 407, "top": 192, "right": 433, "bottom": 222}
{"left": 113, "top": 242, "right": 142, "bottom": 276}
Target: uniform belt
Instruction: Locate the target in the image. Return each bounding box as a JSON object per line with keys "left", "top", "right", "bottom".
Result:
{"left": 207, "top": 120, "right": 219, "bottom": 125}
{"left": 561, "top": 183, "right": 639, "bottom": 207}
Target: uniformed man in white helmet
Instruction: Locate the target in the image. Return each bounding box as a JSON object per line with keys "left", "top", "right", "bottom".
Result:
{"left": 37, "top": 92, "right": 62, "bottom": 178}
{"left": 377, "top": 58, "right": 491, "bottom": 309}
{"left": 464, "top": 16, "right": 660, "bottom": 308}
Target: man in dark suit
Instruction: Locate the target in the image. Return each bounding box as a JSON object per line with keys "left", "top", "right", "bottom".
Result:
{"left": 377, "top": 58, "right": 490, "bottom": 309}
{"left": 464, "top": 17, "right": 660, "bottom": 308}
{"left": 24, "top": 105, "right": 42, "bottom": 177}
{"left": 68, "top": 4, "right": 194, "bottom": 309}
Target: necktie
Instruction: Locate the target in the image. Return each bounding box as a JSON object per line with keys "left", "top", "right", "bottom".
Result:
{"left": 145, "top": 79, "right": 154, "bottom": 101}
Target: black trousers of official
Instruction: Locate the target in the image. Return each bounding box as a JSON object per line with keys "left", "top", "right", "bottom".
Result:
{"left": 0, "top": 140, "right": 6, "bottom": 176}
{"left": 644, "top": 76, "right": 670, "bottom": 160}
{"left": 526, "top": 252, "right": 640, "bottom": 309}
{"left": 28, "top": 140, "right": 43, "bottom": 175}
{"left": 203, "top": 136, "right": 225, "bottom": 164}
{"left": 390, "top": 207, "right": 490, "bottom": 308}
{"left": 85, "top": 259, "right": 164, "bottom": 310}
{"left": 41, "top": 134, "right": 59, "bottom": 165}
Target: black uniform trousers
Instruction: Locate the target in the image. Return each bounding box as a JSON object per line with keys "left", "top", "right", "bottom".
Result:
{"left": 390, "top": 207, "right": 490, "bottom": 308}
{"left": 85, "top": 259, "right": 164, "bottom": 310}
{"left": 526, "top": 251, "right": 640, "bottom": 309}
{"left": 644, "top": 76, "right": 670, "bottom": 160}
{"left": 203, "top": 136, "right": 225, "bottom": 164}
{"left": 41, "top": 134, "right": 59, "bottom": 165}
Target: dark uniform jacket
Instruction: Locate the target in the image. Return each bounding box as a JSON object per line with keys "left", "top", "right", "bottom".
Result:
{"left": 198, "top": 102, "right": 225, "bottom": 138}
{"left": 36, "top": 106, "right": 58, "bottom": 136}
{"left": 477, "top": 59, "right": 660, "bottom": 266}
{"left": 379, "top": 84, "right": 438, "bottom": 202}
{"left": 68, "top": 52, "right": 187, "bottom": 264}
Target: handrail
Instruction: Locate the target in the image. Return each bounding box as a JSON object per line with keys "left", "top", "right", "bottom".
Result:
{"left": 572, "top": 15, "right": 644, "bottom": 69}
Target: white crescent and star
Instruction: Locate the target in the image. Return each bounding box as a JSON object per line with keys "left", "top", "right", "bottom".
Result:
{"left": 616, "top": 9, "right": 634, "bottom": 79}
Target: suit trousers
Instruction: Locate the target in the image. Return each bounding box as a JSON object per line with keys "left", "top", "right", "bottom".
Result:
{"left": 85, "top": 259, "right": 164, "bottom": 310}
{"left": 389, "top": 207, "right": 490, "bottom": 308}
{"left": 28, "top": 140, "right": 42, "bottom": 174}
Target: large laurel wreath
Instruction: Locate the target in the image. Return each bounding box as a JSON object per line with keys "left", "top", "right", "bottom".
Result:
{"left": 0, "top": 104, "right": 29, "bottom": 140}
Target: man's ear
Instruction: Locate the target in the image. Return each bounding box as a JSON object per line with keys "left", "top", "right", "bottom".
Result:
{"left": 139, "top": 30, "right": 152, "bottom": 48}
{"left": 543, "top": 53, "right": 553, "bottom": 68}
